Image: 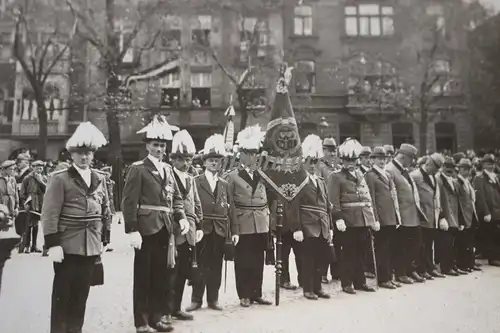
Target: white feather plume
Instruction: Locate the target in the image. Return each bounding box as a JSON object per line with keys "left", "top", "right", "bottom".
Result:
{"left": 66, "top": 122, "right": 107, "bottom": 150}
{"left": 236, "top": 125, "right": 265, "bottom": 150}
{"left": 338, "top": 137, "right": 364, "bottom": 159}
{"left": 203, "top": 134, "right": 226, "bottom": 156}
{"left": 171, "top": 130, "right": 196, "bottom": 155}
{"left": 137, "top": 114, "right": 179, "bottom": 141}
{"left": 302, "top": 134, "right": 324, "bottom": 159}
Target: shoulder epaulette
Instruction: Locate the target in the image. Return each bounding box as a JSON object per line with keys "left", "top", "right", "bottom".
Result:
{"left": 132, "top": 160, "right": 144, "bottom": 166}
{"left": 50, "top": 168, "right": 68, "bottom": 176}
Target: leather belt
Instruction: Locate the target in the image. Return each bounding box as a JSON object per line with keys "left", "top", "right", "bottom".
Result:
{"left": 203, "top": 214, "right": 227, "bottom": 221}
{"left": 60, "top": 214, "right": 102, "bottom": 222}
{"left": 234, "top": 203, "right": 268, "bottom": 210}
{"left": 341, "top": 202, "right": 372, "bottom": 208}
{"left": 138, "top": 205, "right": 173, "bottom": 213}
{"left": 300, "top": 205, "right": 328, "bottom": 214}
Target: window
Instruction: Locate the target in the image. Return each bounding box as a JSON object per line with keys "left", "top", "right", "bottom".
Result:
{"left": 432, "top": 60, "right": 450, "bottom": 74}
{"left": 191, "top": 15, "right": 211, "bottom": 47}
{"left": 0, "top": 88, "right": 14, "bottom": 122}
{"left": 190, "top": 73, "right": 211, "bottom": 107}
{"left": 344, "top": 4, "right": 394, "bottom": 37}
{"left": 339, "top": 122, "right": 361, "bottom": 143}
{"left": 242, "top": 88, "right": 266, "bottom": 110}
{"left": 392, "top": 122, "right": 414, "bottom": 148}
{"left": 0, "top": 31, "right": 12, "bottom": 61}
{"left": 160, "top": 70, "right": 181, "bottom": 107}
{"left": 160, "top": 15, "right": 181, "bottom": 49}
{"left": 426, "top": 4, "right": 446, "bottom": 36}
{"left": 295, "top": 60, "right": 316, "bottom": 93}
{"left": 239, "top": 18, "right": 269, "bottom": 62}
{"left": 294, "top": 5, "right": 313, "bottom": 36}
{"left": 435, "top": 122, "right": 456, "bottom": 153}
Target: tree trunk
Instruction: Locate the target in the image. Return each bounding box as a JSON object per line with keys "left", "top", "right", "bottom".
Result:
{"left": 419, "top": 103, "right": 428, "bottom": 155}
{"left": 35, "top": 94, "right": 48, "bottom": 160}
{"left": 238, "top": 92, "right": 248, "bottom": 131}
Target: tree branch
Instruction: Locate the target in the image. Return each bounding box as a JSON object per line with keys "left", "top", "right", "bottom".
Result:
{"left": 211, "top": 51, "right": 238, "bottom": 85}
{"left": 12, "top": 14, "right": 38, "bottom": 88}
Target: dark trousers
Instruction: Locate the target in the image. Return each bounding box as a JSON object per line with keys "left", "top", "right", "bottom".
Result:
{"left": 133, "top": 227, "right": 170, "bottom": 328}
{"left": 280, "top": 230, "right": 302, "bottom": 286}
{"left": 0, "top": 237, "right": 20, "bottom": 296}
{"left": 482, "top": 220, "right": 500, "bottom": 261}
{"left": 375, "top": 226, "right": 396, "bottom": 283}
{"left": 191, "top": 231, "right": 225, "bottom": 304}
{"left": 168, "top": 242, "right": 192, "bottom": 313}
{"left": 394, "top": 226, "right": 422, "bottom": 278}
{"left": 363, "top": 231, "right": 375, "bottom": 274}
{"left": 456, "top": 228, "right": 475, "bottom": 270}
{"left": 436, "top": 228, "right": 458, "bottom": 272}
{"left": 50, "top": 254, "right": 97, "bottom": 333}
{"left": 234, "top": 233, "right": 266, "bottom": 300}
{"left": 301, "top": 237, "right": 328, "bottom": 293}
{"left": 25, "top": 224, "right": 39, "bottom": 249}
{"left": 418, "top": 227, "right": 437, "bottom": 274}
{"left": 338, "top": 227, "right": 369, "bottom": 289}
{"left": 321, "top": 234, "right": 341, "bottom": 279}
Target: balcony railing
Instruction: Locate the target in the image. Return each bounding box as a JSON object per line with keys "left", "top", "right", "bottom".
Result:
{"left": 290, "top": 94, "right": 346, "bottom": 110}
{"left": 17, "top": 120, "right": 59, "bottom": 136}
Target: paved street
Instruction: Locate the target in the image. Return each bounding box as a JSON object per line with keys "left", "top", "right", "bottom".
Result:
{"left": 1, "top": 216, "right": 500, "bottom": 333}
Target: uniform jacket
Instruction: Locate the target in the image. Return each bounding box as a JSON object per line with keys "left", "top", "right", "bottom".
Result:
{"left": 105, "top": 179, "right": 116, "bottom": 214}
{"left": 122, "top": 158, "right": 186, "bottom": 236}
{"left": 42, "top": 166, "right": 111, "bottom": 256}
{"left": 410, "top": 168, "right": 441, "bottom": 228}
{"left": 290, "top": 177, "right": 332, "bottom": 239}
{"left": 386, "top": 160, "right": 425, "bottom": 227}
{"left": 227, "top": 169, "right": 269, "bottom": 236}
{"left": 16, "top": 167, "right": 31, "bottom": 186}
{"left": 365, "top": 168, "right": 400, "bottom": 227}
{"left": 328, "top": 169, "right": 376, "bottom": 228}
{"left": 457, "top": 175, "right": 477, "bottom": 229}
{"left": 196, "top": 172, "right": 230, "bottom": 238}
{"left": 173, "top": 169, "right": 203, "bottom": 246}
{"left": 318, "top": 160, "right": 338, "bottom": 180}
{"left": 359, "top": 165, "right": 370, "bottom": 175}
{"left": 474, "top": 171, "right": 500, "bottom": 221}
{"left": 0, "top": 175, "right": 18, "bottom": 218}
{"left": 270, "top": 200, "right": 299, "bottom": 233}
{"left": 437, "top": 173, "right": 464, "bottom": 229}
{"left": 20, "top": 172, "right": 47, "bottom": 213}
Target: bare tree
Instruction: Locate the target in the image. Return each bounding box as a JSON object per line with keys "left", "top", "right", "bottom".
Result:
{"left": 11, "top": 1, "right": 77, "bottom": 159}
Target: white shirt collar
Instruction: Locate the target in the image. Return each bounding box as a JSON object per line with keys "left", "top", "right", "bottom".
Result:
{"left": 245, "top": 167, "right": 253, "bottom": 179}
{"left": 73, "top": 163, "right": 91, "bottom": 186}
{"left": 148, "top": 155, "right": 164, "bottom": 177}
{"left": 205, "top": 170, "right": 218, "bottom": 192}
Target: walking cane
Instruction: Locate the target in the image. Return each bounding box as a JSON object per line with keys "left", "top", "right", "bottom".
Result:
{"left": 275, "top": 201, "right": 284, "bottom": 306}
{"left": 224, "top": 260, "right": 228, "bottom": 293}
{"left": 368, "top": 229, "right": 379, "bottom": 290}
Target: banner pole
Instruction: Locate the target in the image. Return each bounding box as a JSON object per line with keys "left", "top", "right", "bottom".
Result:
{"left": 275, "top": 201, "right": 283, "bottom": 306}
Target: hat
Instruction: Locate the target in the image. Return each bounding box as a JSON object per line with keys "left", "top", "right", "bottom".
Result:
{"left": 170, "top": 130, "right": 196, "bottom": 158}
{"left": 452, "top": 152, "right": 465, "bottom": 164}
{"left": 482, "top": 154, "right": 495, "bottom": 164}
{"left": 457, "top": 158, "right": 472, "bottom": 169}
{"left": 443, "top": 157, "right": 456, "bottom": 169}
{"left": 17, "top": 152, "right": 31, "bottom": 161}
{"left": 360, "top": 146, "right": 372, "bottom": 157}
{"left": 322, "top": 137, "right": 337, "bottom": 149}
{"left": 302, "top": 134, "right": 324, "bottom": 159}
{"left": 370, "top": 146, "right": 387, "bottom": 158}
{"left": 236, "top": 125, "right": 265, "bottom": 152}
{"left": 428, "top": 153, "right": 445, "bottom": 168}
{"left": 338, "top": 138, "right": 363, "bottom": 160}
{"left": 417, "top": 156, "right": 428, "bottom": 166}
{"left": 31, "top": 160, "right": 46, "bottom": 167}
{"left": 137, "top": 114, "right": 179, "bottom": 142}
{"left": 397, "top": 143, "right": 418, "bottom": 159}
{"left": 0, "top": 160, "right": 16, "bottom": 169}
{"left": 383, "top": 145, "right": 395, "bottom": 155}
{"left": 66, "top": 122, "right": 107, "bottom": 152}
{"left": 202, "top": 133, "right": 226, "bottom": 160}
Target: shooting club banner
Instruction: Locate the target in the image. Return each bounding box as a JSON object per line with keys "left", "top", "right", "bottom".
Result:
{"left": 259, "top": 68, "right": 308, "bottom": 202}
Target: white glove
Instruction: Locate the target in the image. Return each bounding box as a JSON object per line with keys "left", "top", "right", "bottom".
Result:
{"left": 459, "top": 225, "right": 465, "bottom": 231}
{"left": 48, "top": 246, "right": 64, "bottom": 263}
{"left": 129, "top": 231, "right": 142, "bottom": 249}
{"left": 439, "top": 218, "right": 449, "bottom": 231}
{"left": 195, "top": 230, "right": 204, "bottom": 243}
{"left": 179, "top": 219, "right": 190, "bottom": 235}
{"left": 231, "top": 235, "right": 239, "bottom": 246}
{"left": 372, "top": 221, "right": 381, "bottom": 232}
{"left": 293, "top": 230, "right": 304, "bottom": 242}
{"left": 336, "top": 219, "right": 347, "bottom": 232}
{"left": 484, "top": 214, "right": 492, "bottom": 222}
{"left": 329, "top": 229, "right": 334, "bottom": 242}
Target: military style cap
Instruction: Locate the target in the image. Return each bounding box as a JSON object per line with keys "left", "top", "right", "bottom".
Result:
{"left": 137, "top": 114, "right": 179, "bottom": 142}
{"left": 202, "top": 134, "right": 226, "bottom": 160}
{"left": 0, "top": 160, "right": 16, "bottom": 169}
{"left": 66, "top": 122, "right": 107, "bottom": 152}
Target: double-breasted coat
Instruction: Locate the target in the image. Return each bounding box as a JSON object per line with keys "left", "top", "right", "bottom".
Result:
{"left": 196, "top": 173, "right": 230, "bottom": 238}
{"left": 365, "top": 168, "right": 400, "bottom": 226}
{"left": 172, "top": 170, "right": 203, "bottom": 246}
{"left": 42, "top": 167, "right": 111, "bottom": 256}
{"left": 386, "top": 161, "right": 426, "bottom": 227}
{"left": 474, "top": 171, "right": 500, "bottom": 221}
{"left": 122, "top": 158, "right": 186, "bottom": 236}
{"left": 410, "top": 168, "right": 441, "bottom": 228}
{"left": 457, "top": 175, "right": 477, "bottom": 229}
{"left": 437, "top": 173, "right": 465, "bottom": 229}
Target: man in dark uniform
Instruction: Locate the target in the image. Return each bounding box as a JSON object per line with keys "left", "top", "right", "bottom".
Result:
{"left": 290, "top": 134, "right": 333, "bottom": 300}
{"left": 328, "top": 138, "right": 379, "bottom": 295}
{"left": 122, "top": 115, "right": 189, "bottom": 333}
{"left": 187, "top": 134, "right": 230, "bottom": 312}
{"left": 474, "top": 154, "right": 500, "bottom": 267}
{"left": 167, "top": 130, "right": 203, "bottom": 321}
{"left": 227, "top": 125, "right": 272, "bottom": 308}
{"left": 359, "top": 146, "right": 372, "bottom": 175}
{"left": 42, "top": 122, "right": 111, "bottom": 333}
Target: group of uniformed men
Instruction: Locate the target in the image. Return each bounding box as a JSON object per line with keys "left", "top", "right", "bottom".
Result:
{"left": 0, "top": 112, "right": 496, "bottom": 333}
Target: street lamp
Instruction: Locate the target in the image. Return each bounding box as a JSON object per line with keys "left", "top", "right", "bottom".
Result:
{"left": 318, "top": 116, "right": 329, "bottom": 138}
